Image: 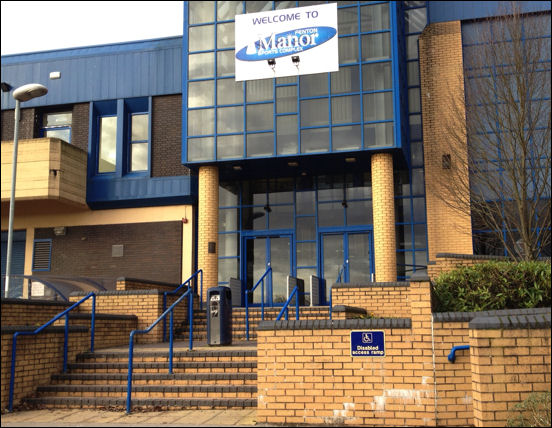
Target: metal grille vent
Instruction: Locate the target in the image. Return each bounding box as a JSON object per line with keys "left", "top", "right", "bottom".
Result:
{"left": 32, "top": 240, "right": 52, "bottom": 271}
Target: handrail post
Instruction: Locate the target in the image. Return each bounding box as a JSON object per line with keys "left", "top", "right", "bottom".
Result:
{"left": 163, "top": 292, "right": 168, "bottom": 342}
{"left": 63, "top": 313, "right": 69, "bottom": 373}
{"left": 199, "top": 270, "right": 203, "bottom": 311}
{"left": 8, "top": 333, "right": 19, "bottom": 412}
{"left": 126, "top": 331, "right": 135, "bottom": 414}
{"left": 169, "top": 310, "right": 174, "bottom": 374}
{"left": 189, "top": 289, "right": 193, "bottom": 350}
{"left": 296, "top": 288, "right": 299, "bottom": 320}
{"left": 90, "top": 294, "right": 96, "bottom": 352}
{"left": 261, "top": 279, "right": 264, "bottom": 320}
{"left": 245, "top": 290, "right": 250, "bottom": 341}
{"left": 329, "top": 285, "right": 332, "bottom": 320}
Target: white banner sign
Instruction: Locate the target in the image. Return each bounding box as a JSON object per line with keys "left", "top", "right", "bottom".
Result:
{"left": 235, "top": 3, "right": 338, "bottom": 81}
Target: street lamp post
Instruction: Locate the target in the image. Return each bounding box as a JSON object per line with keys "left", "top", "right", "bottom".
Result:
{"left": 4, "top": 83, "right": 48, "bottom": 298}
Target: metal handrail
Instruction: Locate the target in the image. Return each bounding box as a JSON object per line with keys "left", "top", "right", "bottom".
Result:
{"left": 126, "top": 286, "right": 193, "bottom": 414}
{"left": 329, "top": 263, "right": 346, "bottom": 320}
{"left": 162, "top": 269, "right": 203, "bottom": 342}
{"left": 245, "top": 267, "right": 272, "bottom": 341}
{"left": 276, "top": 285, "right": 300, "bottom": 321}
{"left": 8, "top": 292, "right": 96, "bottom": 412}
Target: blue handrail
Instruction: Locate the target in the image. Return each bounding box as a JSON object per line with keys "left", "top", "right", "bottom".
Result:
{"left": 329, "top": 264, "right": 346, "bottom": 320}
{"left": 162, "top": 269, "right": 203, "bottom": 342}
{"left": 8, "top": 292, "right": 96, "bottom": 412}
{"left": 448, "top": 345, "right": 470, "bottom": 363}
{"left": 276, "top": 286, "right": 300, "bottom": 321}
{"left": 245, "top": 267, "right": 272, "bottom": 341}
{"left": 126, "top": 286, "right": 193, "bottom": 414}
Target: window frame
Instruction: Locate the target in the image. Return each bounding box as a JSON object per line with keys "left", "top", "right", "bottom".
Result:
{"left": 41, "top": 110, "right": 73, "bottom": 144}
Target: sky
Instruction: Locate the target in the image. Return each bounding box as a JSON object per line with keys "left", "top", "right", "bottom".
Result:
{"left": 1, "top": 1, "right": 184, "bottom": 56}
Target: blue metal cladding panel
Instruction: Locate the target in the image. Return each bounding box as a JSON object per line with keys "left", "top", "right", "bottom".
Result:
{"left": 86, "top": 175, "right": 198, "bottom": 209}
{"left": 428, "top": 1, "right": 550, "bottom": 24}
{"left": 1, "top": 37, "right": 182, "bottom": 110}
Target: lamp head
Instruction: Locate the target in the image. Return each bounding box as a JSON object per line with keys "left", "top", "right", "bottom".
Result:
{"left": 12, "top": 83, "right": 48, "bottom": 102}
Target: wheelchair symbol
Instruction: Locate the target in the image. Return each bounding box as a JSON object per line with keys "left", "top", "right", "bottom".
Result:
{"left": 362, "top": 333, "right": 373, "bottom": 344}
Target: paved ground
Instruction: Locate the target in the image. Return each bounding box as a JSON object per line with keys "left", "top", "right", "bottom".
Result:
{"left": 0, "top": 409, "right": 259, "bottom": 427}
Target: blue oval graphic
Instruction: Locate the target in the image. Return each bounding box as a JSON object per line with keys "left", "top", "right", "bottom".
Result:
{"left": 236, "top": 26, "right": 337, "bottom": 61}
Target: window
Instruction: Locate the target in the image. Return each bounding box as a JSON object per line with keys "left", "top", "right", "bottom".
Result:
{"left": 42, "top": 111, "right": 72, "bottom": 143}
{"left": 98, "top": 116, "right": 117, "bottom": 173}
{"left": 93, "top": 97, "right": 150, "bottom": 176}
{"left": 130, "top": 113, "right": 148, "bottom": 172}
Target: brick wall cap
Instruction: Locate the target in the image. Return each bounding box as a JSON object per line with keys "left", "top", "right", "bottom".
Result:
{"left": 1, "top": 325, "right": 89, "bottom": 334}
{"left": 68, "top": 313, "right": 138, "bottom": 321}
{"left": 70, "top": 290, "right": 165, "bottom": 296}
{"left": 435, "top": 253, "right": 551, "bottom": 262}
{"left": 469, "top": 311, "right": 551, "bottom": 330}
{"left": 257, "top": 317, "right": 411, "bottom": 331}
{"left": 116, "top": 277, "right": 180, "bottom": 288}
{"left": 332, "top": 305, "right": 368, "bottom": 315}
{"left": 79, "top": 349, "right": 257, "bottom": 359}
{"left": 331, "top": 281, "right": 410, "bottom": 289}
{"left": 409, "top": 272, "right": 431, "bottom": 282}
{"left": 435, "top": 307, "right": 551, "bottom": 323}
{"left": 1, "top": 298, "right": 71, "bottom": 307}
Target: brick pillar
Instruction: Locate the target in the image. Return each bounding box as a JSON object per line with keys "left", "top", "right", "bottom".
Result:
{"left": 419, "top": 21, "right": 473, "bottom": 260}
{"left": 198, "top": 166, "right": 219, "bottom": 302}
{"left": 371, "top": 152, "right": 396, "bottom": 282}
{"left": 469, "top": 315, "right": 552, "bottom": 427}
{"left": 409, "top": 273, "right": 437, "bottom": 426}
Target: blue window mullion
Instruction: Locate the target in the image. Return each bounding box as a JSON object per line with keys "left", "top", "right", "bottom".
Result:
{"left": 115, "top": 99, "right": 125, "bottom": 178}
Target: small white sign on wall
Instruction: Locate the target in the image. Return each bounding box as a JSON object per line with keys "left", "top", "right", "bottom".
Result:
{"left": 235, "top": 3, "right": 339, "bottom": 81}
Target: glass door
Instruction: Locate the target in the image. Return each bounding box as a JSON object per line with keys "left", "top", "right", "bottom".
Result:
{"left": 321, "top": 231, "right": 373, "bottom": 303}
{"left": 244, "top": 234, "right": 292, "bottom": 306}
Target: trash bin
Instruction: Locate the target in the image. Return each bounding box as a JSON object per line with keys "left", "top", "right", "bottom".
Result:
{"left": 207, "top": 286, "right": 232, "bottom": 346}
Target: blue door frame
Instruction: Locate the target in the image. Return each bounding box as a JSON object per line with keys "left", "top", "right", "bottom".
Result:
{"left": 241, "top": 231, "right": 294, "bottom": 307}
{"left": 319, "top": 228, "right": 374, "bottom": 304}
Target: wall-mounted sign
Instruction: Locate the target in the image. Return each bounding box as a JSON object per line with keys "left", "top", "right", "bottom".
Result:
{"left": 350, "top": 330, "right": 385, "bottom": 357}
{"left": 235, "top": 3, "right": 338, "bottom": 81}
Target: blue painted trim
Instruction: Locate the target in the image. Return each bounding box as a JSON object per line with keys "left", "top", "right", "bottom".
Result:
{"left": 182, "top": 1, "right": 189, "bottom": 165}
{"left": 1, "top": 36, "right": 182, "bottom": 64}
{"left": 86, "top": 175, "right": 197, "bottom": 209}
{"left": 391, "top": 1, "right": 403, "bottom": 150}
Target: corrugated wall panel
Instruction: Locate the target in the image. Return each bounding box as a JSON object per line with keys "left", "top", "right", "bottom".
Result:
{"left": 1, "top": 37, "right": 182, "bottom": 110}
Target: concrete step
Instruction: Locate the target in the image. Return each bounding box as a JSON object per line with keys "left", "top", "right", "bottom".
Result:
{"left": 36, "top": 384, "right": 257, "bottom": 399}
{"left": 23, "top": 396, "right": 257, "bottom": 410}
{"left": 51, "top": 372, "right": 257, "bottom": 386}
{"left": 66, "top": 361, "right": 257, "bottom": 374}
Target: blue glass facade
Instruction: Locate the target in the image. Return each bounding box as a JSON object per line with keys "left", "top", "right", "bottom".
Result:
{"left": 183, "top": 1, "right": 409, "bottom": 164}
{"left": 179, "top": 1, "right": 430, "bottom": 296}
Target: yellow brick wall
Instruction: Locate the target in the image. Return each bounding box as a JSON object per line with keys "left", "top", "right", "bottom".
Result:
{"left": 257, "top": 278, "right": 436, "bottom": 426}
{"left": 70, "top": 292, "right": 189, "bottom": 344}
{"left": 116, "top": 278, "right": 180, "bottom": 292}
{"left": 428, "top": 255, "right": 503, "bottom": 280}
{"left": 198, "top": 166, "right": 219, "bottom": 302}
{"left": 470, "top": 327, "right": 551, "bottom": 427}
{"left": 1, "top": 330, "right": 89, "bottom": 411}
{"left": 433, "top": 321, "right": 473, "bottom": 426}
{"left": 419, "top": 21, "right": 473, "bottom": 260}
{"left": 332, "top": 284, "right": 410, "bottom": 318}
{"left": 371, "top": 153, "right": 397, "bottom": 282}
{"left": 1, "top": 301, "right": 70, "bottom": 327}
